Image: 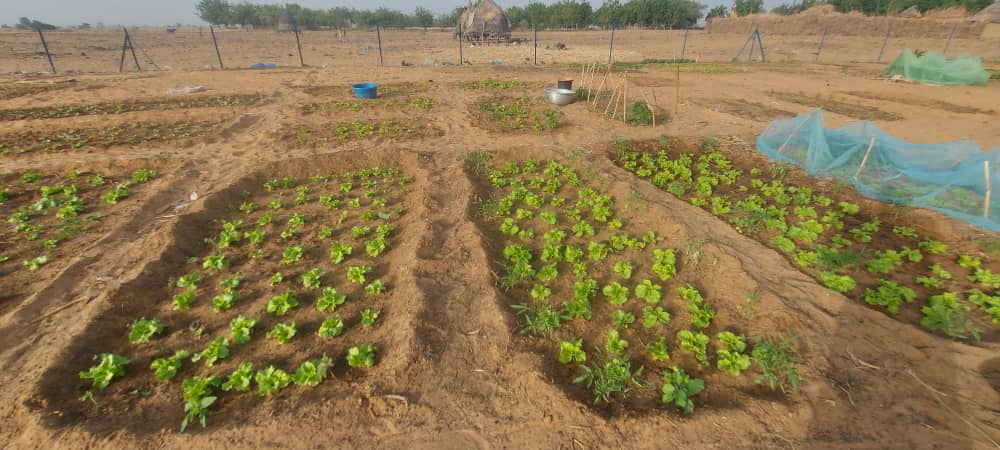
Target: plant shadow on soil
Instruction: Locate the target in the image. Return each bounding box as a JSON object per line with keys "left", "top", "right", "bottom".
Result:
{"left": 28, "top": 151, "right": 428, "bottom": 436}
{"left": 460, "top": 146, "right": 798, "bottom": 418}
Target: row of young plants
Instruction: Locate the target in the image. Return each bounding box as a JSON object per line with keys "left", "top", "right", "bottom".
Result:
{"left": 468, "top": 154, "right": 802, "bottom": 413}
{"left": 78, "top": 166, "right": 413, "bottom": 431}
{"left": 1, "top": 168, "right": 160, "bottom": 273}
{"left": 614, "top": 137, "right": 998, "bottom": 341}
{"left": 458, "top": 80, "right": 530, "bottom": 90}
{"left": 284, "top": 119, "right": 437, "bottom": 147}
{"left": 475, "top": 96, "right": 563, "bottom": 132}
{"left": 301, "top": 97, "right": 433, "bottom": 114}
{"left": 0, "top": 121, "right": 218, "bottom": 155}
{"left": 0, "top": 94, "right": 261, "bottom": 122}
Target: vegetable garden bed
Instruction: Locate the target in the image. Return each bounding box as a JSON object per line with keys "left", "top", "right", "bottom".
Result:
{"left": 35, "top": 154, "right": 420, "bottom": 434}
{"left": 0, "top": 121, "right": 219, "bottom": 155}
{"left": 301, "top": 97, "right": 433, "bottom": 114}
{"left": 0, "top": 164, "right": 165, "bottom": 314}
{"left": 466, "top": 152, "right": 803, "bottom": 414}
{"left": 0, "top": 94, "right": 261, "bottom": 122}
{"left": 280, "top": 119, "right": 441, "bottom": 147}
{"left": 472, "top": 95, "right": 565, "bottom": 133}
{"left": 611, "top": 137, "right": 999, "bottom": 342}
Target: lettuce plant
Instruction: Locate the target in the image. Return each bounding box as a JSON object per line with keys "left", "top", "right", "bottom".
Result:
{"left": 192, "top": 337, "right": 229, "bottom": 367}
{"left": 293, "top": 355, "right": 334, "bottom": 387}
{"left": 268, "top": 322, "right": 297, "bottom": 344}
{"left": 150, "top": 350, "right": 189, "bottom": 382}
{"left": 221, "top": 362, "right": 254, "bottom": 392}
{"left": 255, "top": 366, "right": 291, "bottom": 396}
{"left": 558, "top": 338, "right": 586, "bottom": 364}
{"left": 128, "top": 317, "right": 163, "bottom": 344}
{"left": 347, "top": 344, "right": 376, "bottom": 368}
{"left": 317, "top": 316, "right": 345, "bottom": 338}
{"left": 79, "top": 353, "right": 131, "bottom": 390}
{"left": 229, "top": 316, "right": 256, "bottom": 345}
{"left": 267, "top": 291, "right": 299, "bottom": 316}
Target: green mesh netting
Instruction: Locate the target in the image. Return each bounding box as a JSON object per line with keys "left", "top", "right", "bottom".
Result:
{"left": 882, "top": 49, "right": 991, "bottom": 86}
{"left": 757, "top": 109, "right": 1000, "bottom": 232}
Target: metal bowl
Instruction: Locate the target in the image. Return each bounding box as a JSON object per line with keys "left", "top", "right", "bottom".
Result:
{"left": 545, "top": 87, "right": 576, "bottom": 106}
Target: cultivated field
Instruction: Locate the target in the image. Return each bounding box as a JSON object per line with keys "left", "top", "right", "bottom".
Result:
{"left": 0, "top": 28, "right": 999, "bottom": 449}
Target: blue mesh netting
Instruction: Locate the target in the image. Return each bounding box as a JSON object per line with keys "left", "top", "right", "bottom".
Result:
{"left": 756, "top": 109, "right": 1000, "bottom": 232}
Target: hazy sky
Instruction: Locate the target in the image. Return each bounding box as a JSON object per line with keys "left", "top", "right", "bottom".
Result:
{"left": 0, "top": 0, "right": 752, "bottom": 27}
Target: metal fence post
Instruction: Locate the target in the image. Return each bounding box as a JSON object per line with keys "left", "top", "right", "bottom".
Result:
{"left": 376, "top": 25, "right": 384, "bottom": 67}
{"left": 608, "top": 25, "right": 615, "bottom": 65}
{"left": 877, "top": 22, "right": 892, "bottom": 62}
{"left": 943, "top": 22, "right": 958, "bottom": 55}
{"left": 210, "top": 25, "right": 224, "bottom": 69}
{"left": 534, "top": 25, "right": 538, "bottom": 65}
{"left": 680, "top": 25, "right": 689, "bottom": 60}
{"left": 815, "top": 26, "right": 827, "bottom": 62}
{"left": 35, "top": 27, "right": 56, "bottom": 74}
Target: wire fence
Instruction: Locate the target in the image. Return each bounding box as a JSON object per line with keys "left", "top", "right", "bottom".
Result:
{"left": 2, "top": 25, "right": 998, "bottom": 75}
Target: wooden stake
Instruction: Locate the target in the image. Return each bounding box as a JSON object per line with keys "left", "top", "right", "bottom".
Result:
{"left": 985, "top": 161, "right": 992, "bottom": 218}
{"left": 777, "top": 112, "right": 813, "bottom": 154}
{"left": 604, "top": 79, "right": 620, "bottom": 116}
{"left": 623, "top": 72, "right": 628, "bottom": 123}
{"left": 592, "top": 66, "right": 609, "bottom": 107}
{"left": 674, "top": 65, "right": 680, "bottom": 118}
{"left": 580, "top": 63, "right": 586, "bottom": 90}
{"left": 611, "top": 78, "right": 624, "bottom": 119}
{"left": 641, "top": 89, "right": 655, "bottom": 126}
{"left": 854, "top": 136, "right": 877, "bottom": 179}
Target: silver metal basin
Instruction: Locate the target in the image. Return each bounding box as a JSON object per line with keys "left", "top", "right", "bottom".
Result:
{"left": 544, "top": 87, "right": 576, "bottom": 106}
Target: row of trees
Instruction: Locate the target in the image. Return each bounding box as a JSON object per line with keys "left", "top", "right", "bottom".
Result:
{"left": 507, "top": 0, "right": 706, "bottom": 28}
{"left": 195, "top": 0, "right": 705, "bottom": 29}
{"left": 195, "top": 0, "right": 463, "bottom": 29}
{"left": 195, "top": 0, "right": 994, "bottom": 30}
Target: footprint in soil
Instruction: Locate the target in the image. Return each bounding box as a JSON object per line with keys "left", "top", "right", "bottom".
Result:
{"left": 980, "top": 357, "right": 1000, "bottom": 395}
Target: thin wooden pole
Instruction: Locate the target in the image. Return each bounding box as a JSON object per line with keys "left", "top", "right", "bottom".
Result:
{"left": 210, "top": 25, "right": 224, "bottom": 69}
{"left": 592, "top": 66, "right": 608, "bottom": 106}
{"left": 608, "top": 25, "right": 615, "bottom": 65}
{"left": 605, "top": 78, "right": 620, "bottom": 116}
{"left": 777, "top": 112, "right": 812, "bottom": 154}
{"left": 533, "top": 25, "right": 537, "bottom": 65}
{"left": 623, "top": 72, "right": 628, "bottom": 123}
{"left": 877, "top": 22, "right": 892, "bottom": 62}
{"left": 611, "top": 78, "right": 624, "bottom": 119}
{"left": 943, "top": 22, "right": 958, "bottom": 55}
{"left": 674, "top": 65, "right": 680, "bottom": 118}
{"left": 580, "top": 63, "right": 586, "bottom": 91}
{"left": 35, "top": 27, "right": 56, "bottom": 74}
{"left": 985, "top": 161, "right": 992, "bottom": 218}
{"left": 641, "top": 89, "right": 655, "bottom": 126}
{"left": 376, "top": 25, "right": 384, "bottom": 67}
{"left": 459, "top": 23, "right": 463, "bottom": 65}
{"left": 293, "top": 23, "right": 304, "bottom": 66}
{"left": 854, "top": 136, "right": 877, "bottom": 178}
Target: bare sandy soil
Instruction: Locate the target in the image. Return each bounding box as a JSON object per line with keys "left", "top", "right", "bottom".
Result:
{"left": 2, "top": 28, "right": 999, "bottom": 74}
{"left": 0, "top": 34, "right": 999, "bottom": 449}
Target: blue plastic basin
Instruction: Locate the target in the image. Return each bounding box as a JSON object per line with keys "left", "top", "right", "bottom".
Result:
{"left": 351, "top": 82, "right": 378, "bottom": 99}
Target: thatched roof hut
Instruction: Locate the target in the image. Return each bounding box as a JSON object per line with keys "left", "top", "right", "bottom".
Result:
{"left": 456, "top": 0, "right": 511, "bottom": 40}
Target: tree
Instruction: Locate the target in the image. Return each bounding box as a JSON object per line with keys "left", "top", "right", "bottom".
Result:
{"left": 196, "top": 0, "right": 232, "bottom": 25}
{"left": 733, "top": 0, "right": 764, "bottom": 15}
{"left": 414, "top": 6, "right": 434, "bottom": 29}
{"left": 706, "top": 5, "right": 729, "bottom": 19}
{"left": 16, "top": 17, "right": 56, "bottom": 30}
